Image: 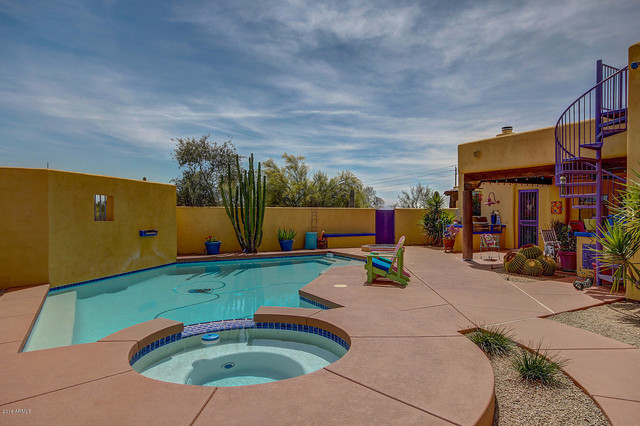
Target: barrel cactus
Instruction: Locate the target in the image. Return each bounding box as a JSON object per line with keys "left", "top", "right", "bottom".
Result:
{"left": 504, "top": 252, "right": 526, "bottom": 274}
{"left": 522, "top": 259, "right": 544, "bottom": 277}
{"left": 519, "top": 244, "right": 542, "bottom": 260}
{"left": 536, "top": 255, "right": 557, "bottom": 276}
{"left": 220, "top": 153, "right": 266, "bottom": 253}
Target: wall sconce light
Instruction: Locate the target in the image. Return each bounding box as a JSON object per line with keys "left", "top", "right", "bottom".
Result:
{"left": 559, "top": 175, "right": 567, "bottom": 196}
{"left": 483, "top": 191, "right": 500, "bottom": 206}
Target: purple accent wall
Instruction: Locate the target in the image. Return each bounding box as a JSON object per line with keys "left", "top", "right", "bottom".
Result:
{"left": 518, "top": 190, "right": 538, "bottom": 247}
{"left": 375, "top": 210, "right": 395, "bottom": 244}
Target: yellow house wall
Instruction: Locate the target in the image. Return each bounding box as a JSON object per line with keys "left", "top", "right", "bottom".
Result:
{"left": 451, "top": 181, "right": 566, "bottom": 253}
{"left": 459, "top": 125, "right": 626, "bottom": 177}
{"left": 0, "top": 168, "right": 50, "bottom": 289}
{"left": 627, "top": 42, "right": 640, "bottom": 300}
{"left": 177, "top": 207, "right": 376, "bottom": 254}
{"left": 47, "top": 171, "right": 176, "bottom": 287}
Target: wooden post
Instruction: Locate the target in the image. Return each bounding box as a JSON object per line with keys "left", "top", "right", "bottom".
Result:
{"left": 462, "top": 188, "right": 473, "bottom": 261}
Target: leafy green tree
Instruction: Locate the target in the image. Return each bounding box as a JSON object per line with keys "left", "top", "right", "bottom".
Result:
{"left": 171, "top": 135, "right": 241, "bottom": 206}
{"left": 394, "top": 183, "right": 432, "bottom": 208}
{"left": 263, "top": 153, "right": 379, "bottom": 207}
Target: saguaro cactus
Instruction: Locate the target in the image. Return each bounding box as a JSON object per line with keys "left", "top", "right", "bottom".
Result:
{"left": 220, "top": 154, "right": 266, "bottom": 253}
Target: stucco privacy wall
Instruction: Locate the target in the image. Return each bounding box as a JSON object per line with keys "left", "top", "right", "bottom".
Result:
{"left": 0, "top": 168, "right": 49, "bottom": 289}
{"left": 394, "top": 209, "right": 426, "bottom": 246}
{"left": 0, "top": 168, "right": 177, "bottom": 289}
{"left": 47, "top": 171, "right": 177, "bottom": 287}
{"left": 177, "top": 207, "right": 375, "bottom": 254}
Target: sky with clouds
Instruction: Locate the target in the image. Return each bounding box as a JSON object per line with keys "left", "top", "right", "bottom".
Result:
{"left": 1, "top": 0, "right": 639, "bottom": 205}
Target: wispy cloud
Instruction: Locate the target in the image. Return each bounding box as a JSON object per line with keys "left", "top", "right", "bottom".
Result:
{"left": 1, "top": 0, "right": 639, "bottom": 203}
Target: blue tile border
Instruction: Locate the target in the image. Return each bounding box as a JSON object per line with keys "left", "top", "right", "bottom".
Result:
{"left": 299, "top": 296, "right": 331, "bottom": 310}
{"left": 130, "top": 320, "right": 349, "bottom": 366}
{"left": 129, "top": 332, "right": 182, "bottom": 365}
{"left": 50, "top": 253, "right": 363, "bottom": 294}
{"left": 175, "top": 253, "right": 363, "bottom": 265}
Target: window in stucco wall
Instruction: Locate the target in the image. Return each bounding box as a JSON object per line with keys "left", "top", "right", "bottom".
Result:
{"left": 94, "top": 195, "right": 114, "bottom": 221}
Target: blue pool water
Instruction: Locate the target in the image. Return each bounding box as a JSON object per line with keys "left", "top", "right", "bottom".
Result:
{"left": 24, "top": 255, "right": 358, "bottom": 351}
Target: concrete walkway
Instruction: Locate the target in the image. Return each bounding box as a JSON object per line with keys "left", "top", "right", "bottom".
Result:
{"left": 0, "top": 247, "right": 637, "bottom": 425}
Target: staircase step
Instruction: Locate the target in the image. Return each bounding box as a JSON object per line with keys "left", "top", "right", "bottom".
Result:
{"left": 571, "top": 204, "right": 597, "bottom": 209}
{"left": 602, "top": 128, "right": 626, "bottom": 137}
{"left": 559, "top": 169, "right": 597, "bottom": 175}
{"left": 601, "top": 116, "right": 626, "bottom": 127}
{"left": 562, "top": 193, "right": 597, "bottom": 198}
{"left": 601, "top": 108, "right": 626, "bottom": 119}
{"left": 580, "top": 143, "right": 603, "bottom": 150}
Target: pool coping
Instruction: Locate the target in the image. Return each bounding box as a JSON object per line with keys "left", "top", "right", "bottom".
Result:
{"left": 0, "top": 247, "right": 636, "bottom": 424}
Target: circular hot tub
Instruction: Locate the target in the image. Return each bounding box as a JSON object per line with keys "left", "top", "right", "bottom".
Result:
{"left": 132, "top": 326, "right": 348, "bottom": 387}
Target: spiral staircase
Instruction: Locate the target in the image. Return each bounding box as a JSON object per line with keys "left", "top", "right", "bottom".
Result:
{"left": 555, "top": 60, "right": 628, "bottom": 283}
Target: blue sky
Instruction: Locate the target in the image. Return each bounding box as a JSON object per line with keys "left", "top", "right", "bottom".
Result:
{"left": 1, "top": 0, "right": 638, "bottom": 205}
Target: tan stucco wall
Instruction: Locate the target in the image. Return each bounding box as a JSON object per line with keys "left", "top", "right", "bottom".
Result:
{"left": 0, "top": 168, "right": 50, "bottom": 288}
{"left": 177, "top": 207, "right": 376, "bottom": 254}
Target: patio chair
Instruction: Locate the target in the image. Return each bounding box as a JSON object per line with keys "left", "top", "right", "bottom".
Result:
{"left": 364, "top": 236, "right": 410, "bottom": 286}
{"left": 540, "top": 228, "right": 560, "bottom": 261}
{"left": 317, "top": 231, "right": 328, "bottom": 249}
{"left": 480, "top": 234, "right": 500, "bottom": 260}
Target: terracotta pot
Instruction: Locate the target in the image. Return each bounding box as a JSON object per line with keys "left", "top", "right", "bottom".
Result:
{"left": 443, "top": 238, "right": 455, "bottom": 252}
{"left": 558, "top": 251, "right": 576, "bottom": 272}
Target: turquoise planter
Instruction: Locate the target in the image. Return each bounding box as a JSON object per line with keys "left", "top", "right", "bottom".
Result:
{"left": 205, "top": 241, "right": 221, "bottom": 255}
{"left": 279, "top": 239, "right": 294, "bottom": 251}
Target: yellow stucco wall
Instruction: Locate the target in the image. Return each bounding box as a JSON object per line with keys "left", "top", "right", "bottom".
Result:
{"left": 0, "top": 168, "right": 177, "bottom": 289}
{"left": 177, "top": 207, "right": 376, "bottom": 254}
{"left": 626, "top": 42, "right": 640, "bottom": 301}
{"left": 0, "top": 168, "right": 50, "bottom": 289}
{"left": 394, "top": 209, "right": 426, "bottom": 246}
{"left": 47, "top": 171, "right": 176, "bottom": 287}
{"left": 459, "top": 125, "right": 627, "bottom": 177}
{"left": 451, "top": 181, "right": 567, "bottom": 253}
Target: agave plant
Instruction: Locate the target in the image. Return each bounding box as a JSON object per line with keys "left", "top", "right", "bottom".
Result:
{"left": 592, "top": 170, "right": 640, "bottom": 292}
{"left": 421, "top": 191, "right": 453, "bottom": 246}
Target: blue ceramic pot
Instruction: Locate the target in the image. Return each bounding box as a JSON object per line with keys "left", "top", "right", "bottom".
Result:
{"left": 279, "top": 239, "right": 294, "bottom": 251}
{"left": 205, "top": 241, "right": 221, "bottom": 255}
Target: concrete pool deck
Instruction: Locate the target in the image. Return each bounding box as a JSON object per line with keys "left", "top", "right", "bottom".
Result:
{"left": 0, "top": 247, "right": 638, "bottom": 425}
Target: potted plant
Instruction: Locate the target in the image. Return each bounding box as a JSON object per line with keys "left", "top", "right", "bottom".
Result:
{"left": 443, "top": 224, "right": 460, "bottom": 252}
{"left": 278, "top": 228, "right": 297, "bottom": 251}
{"left": 204, "top": 235, "right": 221, "bottom": 255}
{"left": 554, "top": 221, "right": 576, "bottom": 271}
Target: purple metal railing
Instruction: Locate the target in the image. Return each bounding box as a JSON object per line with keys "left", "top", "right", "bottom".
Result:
{"left": 554, "top": 61, "right": 628, "bottom": 285}
{"left": 555, "top": 65, "right": 628, "bottom": 173}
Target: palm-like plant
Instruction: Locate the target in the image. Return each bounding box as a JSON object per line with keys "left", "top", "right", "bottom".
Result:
{"left": 421, "top": 191, "right": 453, "bottom": 246}
{"left": 592, "top": 170, "right": 640, "bottom": 292}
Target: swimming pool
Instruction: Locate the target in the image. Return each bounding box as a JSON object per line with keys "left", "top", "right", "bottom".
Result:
{"left": 24, "top": 255, "right": 358, "bottom": 352}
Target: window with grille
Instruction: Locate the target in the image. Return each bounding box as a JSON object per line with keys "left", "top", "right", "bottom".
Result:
{"left": 94, "top": 195, "right": 114, "bottom": 221}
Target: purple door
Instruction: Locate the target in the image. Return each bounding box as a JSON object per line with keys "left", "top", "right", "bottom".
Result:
{"left": 518, "top": 190, "right": 538, "bottom": 247}
{"left": 375, "top": 210, "right": 395, "bottom": 244}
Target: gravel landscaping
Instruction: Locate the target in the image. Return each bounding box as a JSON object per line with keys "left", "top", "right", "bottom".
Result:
{"left": 491, "top": 353, "right": 610, "bottom": 425}
{"left": 549, "top": 301, "right": 640, "bottom": 348}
